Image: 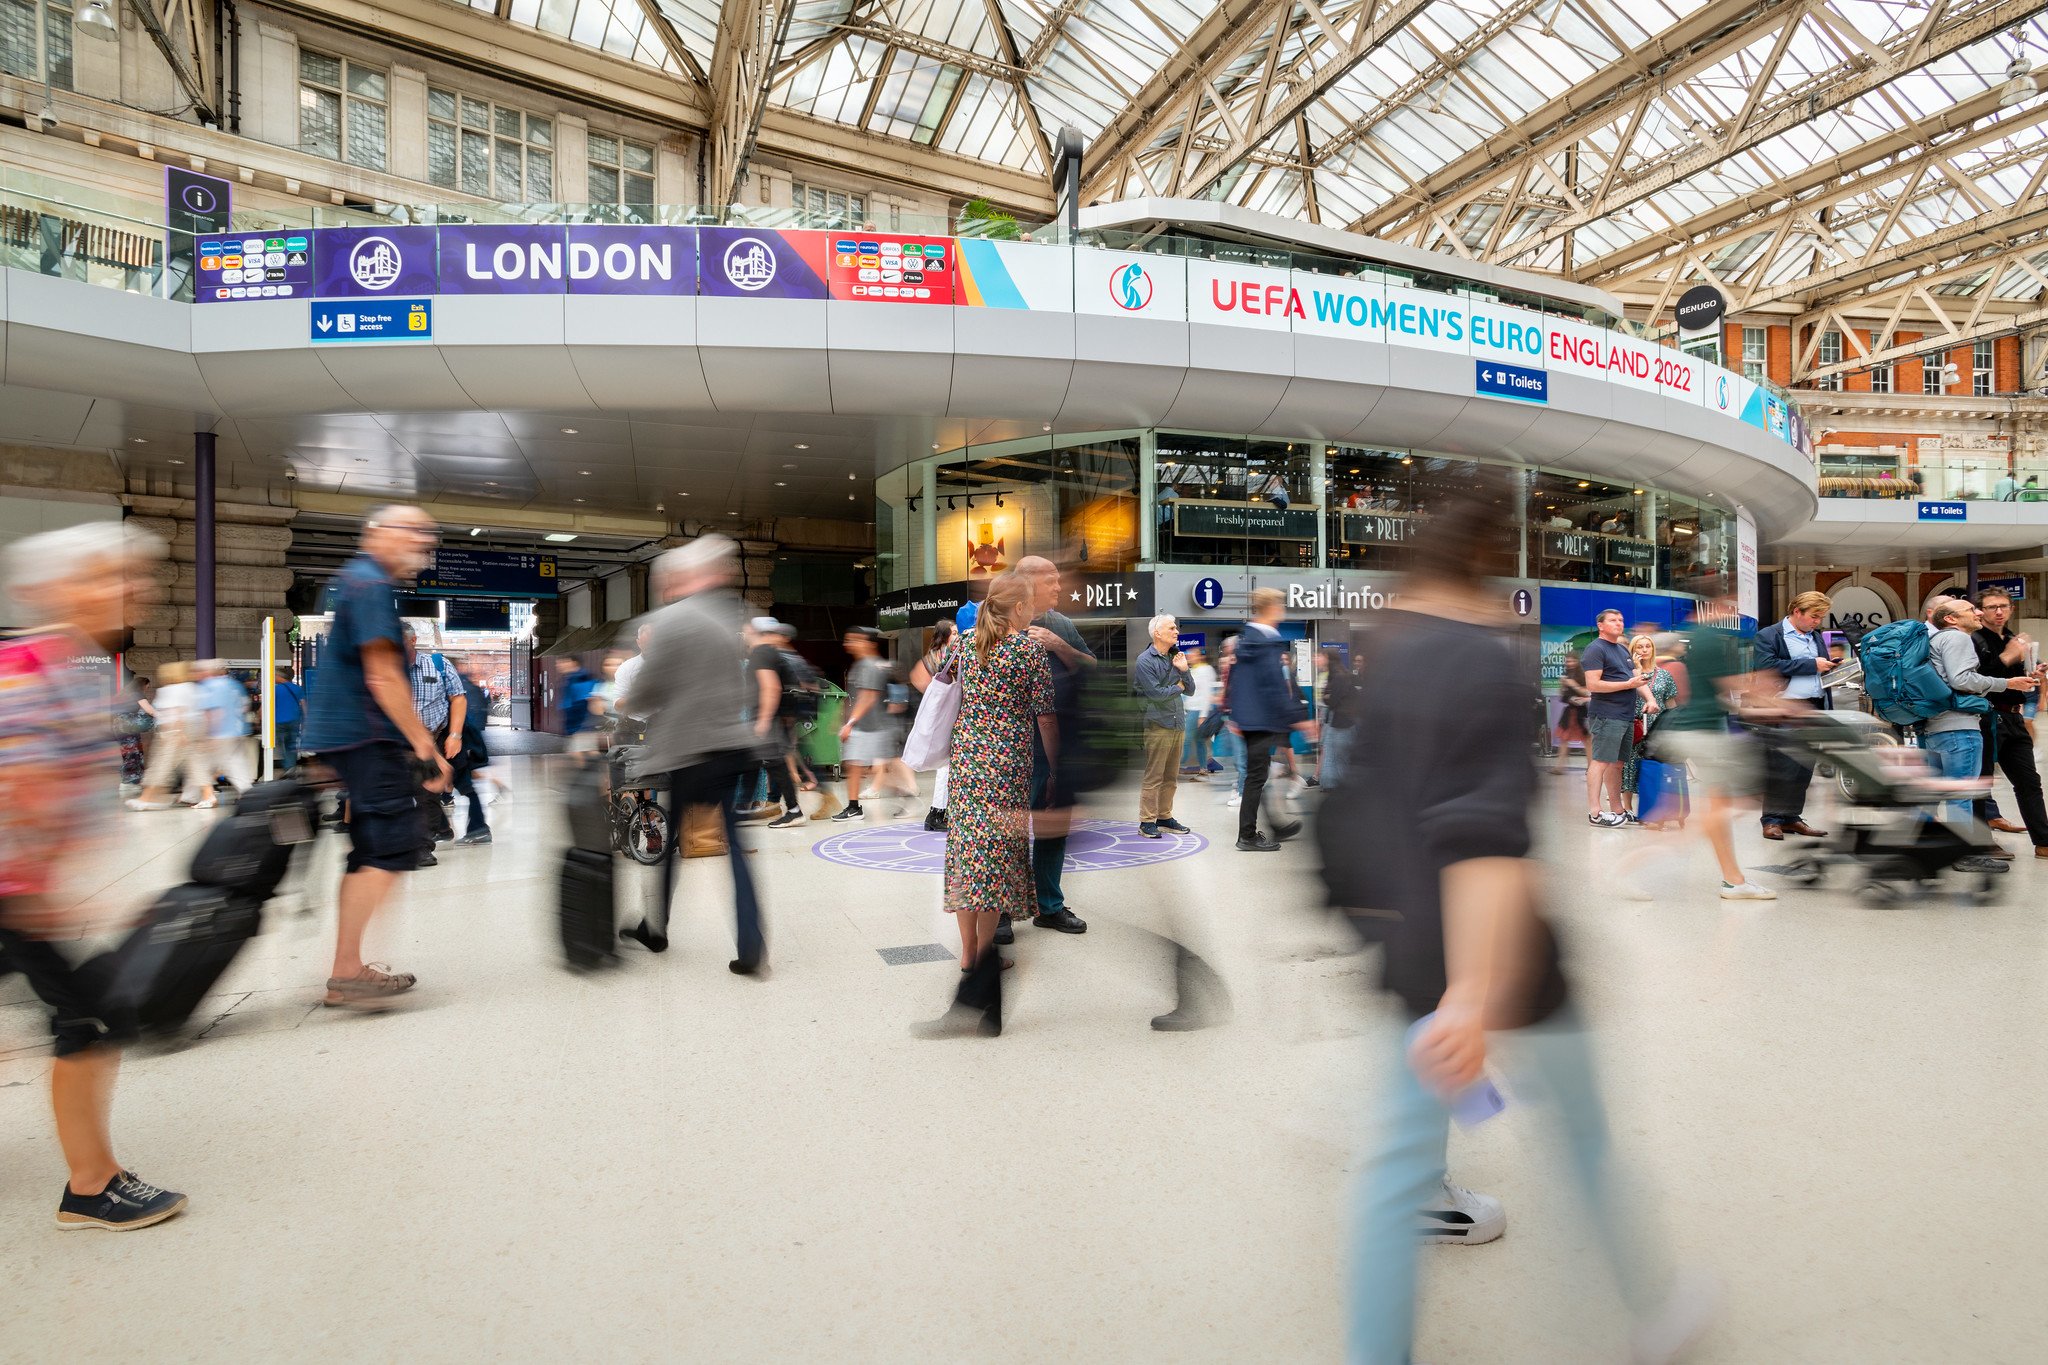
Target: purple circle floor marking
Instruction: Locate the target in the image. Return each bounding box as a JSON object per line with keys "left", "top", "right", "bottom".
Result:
{"left": 812, "top": 817, "right": 1207, "bottom": 875}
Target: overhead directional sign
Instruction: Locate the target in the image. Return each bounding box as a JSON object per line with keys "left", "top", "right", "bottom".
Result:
{"left": 1916, "top": 501, "right": 1967, "bottom": 522}
{"left": 416, "top": 548, "right": 558, "bottom": 598}
{"left": 311, "top": 298, "right": 432, "bottom": 343}
{"left": 1475, "top": 359, "right": 1548, "bottom": 403}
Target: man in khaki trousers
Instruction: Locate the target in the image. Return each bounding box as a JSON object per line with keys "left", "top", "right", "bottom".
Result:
{"left": 1135, "top": 613, "right": 1195, "bottom": 838}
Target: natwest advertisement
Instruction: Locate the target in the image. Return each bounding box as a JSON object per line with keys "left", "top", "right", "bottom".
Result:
{"left": 824, "top": 233, "right": 955, "bottom": 303}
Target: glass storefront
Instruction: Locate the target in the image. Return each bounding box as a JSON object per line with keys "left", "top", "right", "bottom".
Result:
{"left": 877, "top": 428, "right": 1736, "bottom": 595}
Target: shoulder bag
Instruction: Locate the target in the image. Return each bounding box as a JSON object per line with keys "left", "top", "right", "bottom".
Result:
{"left": 902, "top": 652, "right": 963, "bottom": 771}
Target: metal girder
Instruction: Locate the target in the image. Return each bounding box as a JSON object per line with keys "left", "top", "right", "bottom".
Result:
{"left": 1762, "top": 197, "right": 2048, "bottom": 317}
{"left": 125, "top": 0, "right": 218, "bottom": 125}
{"left": 1796, "top": 245, "right": 2048, "bottom": 381}
{"left": 1352, "top": 0, "right": 1814, "bottom": 238}
{"left": 1018, "top": 0, "right": 1086, "bottom": 69}
{"left": 981, "top": 0, "right": 1055, "bottom": 174}
{"left": 707, "top": 0, "right": 795, "bottom": 207}
{"left": 1485, "top": 0, "right": 2048, "bottom": 269}
{"left": 1588, "top": 95, "right": 2048, "bottom": 293}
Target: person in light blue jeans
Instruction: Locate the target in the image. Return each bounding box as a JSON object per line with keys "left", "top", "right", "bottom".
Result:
{"left": 1924, "top": 598, "right": 2034, "bottom": 838}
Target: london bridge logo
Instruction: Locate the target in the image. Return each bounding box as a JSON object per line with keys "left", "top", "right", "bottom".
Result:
{"left": 1111, "top": 262, "right": 1152, "bottom": 311}
{"left": 724, "top": 237, "right": 778, "bottom": 291}
{"left": 348, "top": 236, "right": 405, "bottom": 291}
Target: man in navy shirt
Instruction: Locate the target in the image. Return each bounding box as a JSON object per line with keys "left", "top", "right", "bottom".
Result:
{"left": 1580, "top": 608, "right": 1653, "bottom": 827}
{"left": 301, "top": 505, "right": 450, "bottom": 1009}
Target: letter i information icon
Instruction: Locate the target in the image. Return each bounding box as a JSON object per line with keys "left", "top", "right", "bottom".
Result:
{"left": 1193, "top": 577, "right": 1224, "bottom": 611}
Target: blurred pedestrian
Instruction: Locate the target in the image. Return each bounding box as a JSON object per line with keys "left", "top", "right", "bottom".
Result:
{"left": 745, "top": 617, "right": 807, "bottom": 830}
{"left": 126, "top": 660, "right": 196, "bottom": 810}
{"left": 833, "top": 625, "right": 910, "bottom": 820}
{"left": 272, "top": 664, "right": 305, "bottom": 771}
{"left": 1754, "top": 590, "right": 1833, "bottom": 840}
{"left": 300, "top": 505, "right": 451, "bottom": 1009}
{"left": 910, "top": 619, "right": 957, "bottom": 831}
{"left": 617, "top": 536, "right": 768, "bottom": 973}
{"left": 1213, "top": 634, "right": 1244, "bottom": 805}
{"left": 1926, "top": 597, "right": 2028, "bottom": 872}
{"left": 406, "top": 626, "right": 467, "bottom": 860}
{"left": 1179, "top": 644, "right": 1216, "bottom": 776}
{"left": 1228, "top": 587, "right": 1315, "bottom": 852}
{"left": 914, "top": 573, "right": 1054, "bottom": 1038}
{"left": 189, "top": 659, "right": 254, "bottom": 807}
{"left": 451, "top": 656, "right": 493, "bottom": 845}
{"left": 1553, "top": 650, "right": 1590, "bottom": 774}
{"left": 0, "top": 522, "right": 190, "bottom": 1230}
{"left": 552, "top": 655, "right": 600, "bottom": 750}
{"left": 1315, "top": 644, "right": 1359, "bottom": 789}
{"left": 1017, "top": 555, "right": 1091, "bottom": 937}
{"left": 1320, "top": 476, "right": 1711, "bottom": 1363}
{"left": 1133, "top": 612, "right": 1193, "bottom": 838}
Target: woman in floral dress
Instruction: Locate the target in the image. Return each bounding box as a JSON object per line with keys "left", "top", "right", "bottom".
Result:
{"left": 921, "top": 572, "right": 1055, "bottom": 1038}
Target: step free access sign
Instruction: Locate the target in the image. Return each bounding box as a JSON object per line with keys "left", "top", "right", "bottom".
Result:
{"left": 311, "top": 298, "right": 433, "bottom": 342}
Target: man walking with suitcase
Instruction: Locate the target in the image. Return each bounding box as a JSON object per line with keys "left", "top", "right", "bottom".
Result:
{"left": 0, "top": 522, "right": 191, "bottom": 1229}
{"left": 301, "top": 506, "right": 451, "bottom": 1008}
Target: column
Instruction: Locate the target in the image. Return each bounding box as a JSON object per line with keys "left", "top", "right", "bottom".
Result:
{"left": 194, "top": 431, "right": 217, "bottom": 659}
{"left": 920, "top": 459, "right": 939, "bottom": 584}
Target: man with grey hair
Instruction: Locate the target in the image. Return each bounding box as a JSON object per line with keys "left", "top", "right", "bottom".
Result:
{"left": 1133, "top": 612, "right": 1194, "bottom": 838}
{"left": 0, "top": 521, "right": 193, "bottom": 1229}
{"left": 617, "top": 535, "right": 769, "bottom": 971}
{"left": 300, "top": 503, "right": 449, "bottom": 1009}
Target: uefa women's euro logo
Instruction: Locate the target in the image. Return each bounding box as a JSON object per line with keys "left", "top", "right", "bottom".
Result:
{"left": 723, "top": 238, "right": 778, "bottom": 291}
{"left": 348, "top": 236, "right": 405, "bottom": 291}
{"left": 1111, "top": 262, "right": 1153, "bottom": 311}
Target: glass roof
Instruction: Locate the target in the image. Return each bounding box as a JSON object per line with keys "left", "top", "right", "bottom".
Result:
{"left": 471, "top": 0, "right": 2048, "bottom": 301}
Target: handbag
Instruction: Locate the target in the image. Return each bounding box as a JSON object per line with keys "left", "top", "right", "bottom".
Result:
{"left": 1197, "top": 709, "right": 1226, "bottom": 741}
{"left": 902, "top": 653, "right": 963, "bottom": 771}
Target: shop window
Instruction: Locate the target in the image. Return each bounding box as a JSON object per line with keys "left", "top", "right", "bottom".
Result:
{"left": 587, "top": 134, "right": 655, "bottom": 219}
{"left": 428, "top": 90, "right": 552, "bottom": 201}
{"left": 1741, "top": 326, "right": 1767, "bottom": 382}
{"left": 0, "top": 0, "right": 72, "bottom": 90}
{"left": 1530, "top": 471, "right": 1655, "bottom": 588}
{"left": 926, "top": 437, "right": 1139, "bottom": 579}
{"left": 299, "top": 50, "right": 387, "bottom": 171}
{"left": 1974, "top": 338, "right": 1995, "bottom": 396}
{"left": 1155, "top": 434, "right": 1317, "bottom": 569}
{"left": 1815, "top": 329, "right": 1842, "bottom": 391}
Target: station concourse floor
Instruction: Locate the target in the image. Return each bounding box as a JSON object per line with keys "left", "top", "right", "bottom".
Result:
{"left": 3, "top": 752, "right": 2044, "bottom": 1363}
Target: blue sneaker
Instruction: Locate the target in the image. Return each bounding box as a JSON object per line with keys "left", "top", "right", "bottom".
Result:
{"left": 56, "top": 1171, "right": 188, "bottom": 1230}
{"left": 1138, "top": 821, "right": 1161, "bottom": 838}
{"left": 1156, "top": 818, "right": 1190, "bottom": 834}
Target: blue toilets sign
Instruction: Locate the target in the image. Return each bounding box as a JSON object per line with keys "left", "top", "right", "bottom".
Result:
{"left": 1475, "top": 359, "right": 1548, "bottom": 403}
{"left": 1916, "top": 501, "right": 1967, "bottom": 521}
{"left": 311, "top": 298, "right": 432, "bottom": 342}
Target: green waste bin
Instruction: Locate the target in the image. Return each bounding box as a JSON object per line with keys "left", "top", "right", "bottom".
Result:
{"left": 795, "top": 683, "right": 847, "bottom": 775}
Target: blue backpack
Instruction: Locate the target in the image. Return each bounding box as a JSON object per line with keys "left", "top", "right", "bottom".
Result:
{"left": 1856, "top": 619, "right": 1990, "bottom": 725}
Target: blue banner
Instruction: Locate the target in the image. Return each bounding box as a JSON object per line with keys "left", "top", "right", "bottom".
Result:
{"left": 1475, "top": 359, "right": 1548, "bottom": 403}
{"left": 1917, "top": 501, "right": 1967, "bottom": 522}
{"left": 313, "top": 226, "right": 440, "bottom": 298}
{"left": 310, "top": 298, "right": 432, "bottom": 342}
{"left": 435, "top": 224, "right": 698, "bottom": 295}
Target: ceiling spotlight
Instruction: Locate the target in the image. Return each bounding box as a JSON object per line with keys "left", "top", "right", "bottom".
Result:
{"left": 677, "top": 492, "right": 691, "bottom": 497}
{"left": 469, "top": 527, "right": 482, "bottom": 537}
{"left": 995, "top": 492, "right": 1006, "bottom": 507}
{"left": 783, "top": 463, "right": 798, "bottom": 470}
{"left": 574, "top": 498, "right": 585, "bottom": 503}
{"left": 560, "top": 427, "right": 579, "bottom": 435}
{"left": 775, "top": 481, "right": 787, "bottom": 487}
{"left": 1577, "top": 480, "right": 1590, "bottom": 488}
{"left": 794, "top": 443, "right": 810, "bottom": 450}
{"left": 1633, "top": 488, "right": 1645, "bottom": 494}
{"left": 486, "top": 481, "right": 499, "bottom": 486}
{"left": 848, "top": 472, "right": 857, "bottom": 480}
{"left": 128, "top": 436, "right": 148, "bottom": 445}
{"left": 73, "top": 0, "right": 118, "bottom": 40}
{"left": 932, "top": 443, "right": 942, "bottom": 451}
{"left": 848, "top": 494, "right": 856, "bottom": 501}
{"left": 579, "top": 470, "right": 590, "bottom": 475}
{"left": 906, "top": 496, "right": 919, "bottom": 511}
{"left": 168, "top": 458, "right": 185, "bottom": 465}
{"left": 947, "top": 496, "right": 958, "bottom": 510}
{"left": 1042, "top": 424, "right": 1052, "bottom": 433}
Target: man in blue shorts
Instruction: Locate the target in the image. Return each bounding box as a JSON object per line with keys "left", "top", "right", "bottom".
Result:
{"left": 1581, "top": 608, "right": 1654, "bottom": 827}
{"left": 301, "top": 505, "right": 451, "bottom": 1009}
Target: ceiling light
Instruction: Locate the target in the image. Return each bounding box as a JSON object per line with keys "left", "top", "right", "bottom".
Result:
{"left": 486, "top": 481, "right": 499, "bottom": 486}
{"left": 73, "top": 0, "right": 117, "bottom": 40}
{"left": 794, "top": 443, "right": 809, "bottom": 450}
{"left": 775, "top": 481, "right": 787, "bottom": 486}
{"left": 676, "top": 492, "right": 690, "bottom": 497}
{"left": 1400, "top": 457, "right": 1412, "bottom": 465}
{"left": 782, "top": 463, "right": 798, "bottom": 470}
{"left": 574, "top": 498, "right": 585, "bottom": 503}
{"left": 579, "top": 470, "right": 590, "bottom": 475}
{"left": 848, "top": 494, "right": 856, "bottom": 501}
{"left": 469, "top": 527, "right": 482, "bottom": 537}
{"left": 545, "top": 533, "right": 578, "bottom": 543}
{"left": 560, "top": 427, "right": 580, "bottom": 435}
{"left": 995, "top": 492, "right": 1005, "bottom": 507}
{"left": 932, "top": 443, "right": 942, "bottom": 451}
{"left": 848, "top": 472, "right": 857, "bottom": 480}
{"left": 1042, "top": 424, "right": 1052, "bottom": 433}
{"left": 128, "top": 436, "right": 148, "bottom": 445}
{"left": 168, "top": 458, "right": 184, "bottom": 465}
{"left": 1633, "top": 488, "right": 1645, "bottom": 494}
{"left": 1577, "top": 480, "right": 1590, "bottom": 488}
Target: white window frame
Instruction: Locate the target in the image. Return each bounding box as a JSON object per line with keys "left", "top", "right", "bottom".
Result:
{"left": 1974, "top": 338, "right": 1995, "bottom": 396}
{"left": 428, "top": 90, "right": 553, "bottom": 202}
{"left": 1741, "top": 326, "right": 1768, "bottom": 382}
{"left": 1816, "top": 329, "right": 1843, "bottom": 391}
{"left": 793, "top": 181, "right": 869, "bottom": 229}
{"left": 1923, "top": 353, "right": 1944, "bottom": 392}
{"left": 1, "top": 0, "right": 73, "bottom": 91}
{"left": 299, "top": 49, "right": 388, "bottom": 172}
{"left": 1870, "top": 361, "right": 1891, "bottom": 394}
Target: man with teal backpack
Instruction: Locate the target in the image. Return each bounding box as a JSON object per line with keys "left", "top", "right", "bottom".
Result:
{"left": 1863, "top": 599, "right": 2034, "bottom": 869}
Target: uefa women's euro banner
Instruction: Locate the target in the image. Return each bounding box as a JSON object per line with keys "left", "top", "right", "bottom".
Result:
{"left": 194, "top": 225, "right": 1807, "bottom": 457}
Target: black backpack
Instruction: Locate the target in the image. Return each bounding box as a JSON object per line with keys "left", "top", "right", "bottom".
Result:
{"left": 780, "top": 648, "right": 823, "bottom": 720}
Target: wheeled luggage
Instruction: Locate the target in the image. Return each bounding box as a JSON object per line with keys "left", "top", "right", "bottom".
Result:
{"left": 559, "top": 849, "right": 616, "bottom": 969}
{"left": 188, "top": 778, "right": 322, "bottom": 897}
{"left": 77, "top": 883, "right": 265, "bottom": 1033}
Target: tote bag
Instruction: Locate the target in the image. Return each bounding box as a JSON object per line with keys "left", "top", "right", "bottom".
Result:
{"left": 902, "top": 654, "right": 963, "bottom": 771}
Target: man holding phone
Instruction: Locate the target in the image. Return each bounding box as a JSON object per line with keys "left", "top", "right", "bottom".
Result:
{"left": 1970, "top": 588, "right": 2048, "bottom": 856}
{"left": 1753, "top": 590, "right": 1834, "bottom": 841}
{"left": 1581, "top": 608, "right": 1656, "bottom": 827}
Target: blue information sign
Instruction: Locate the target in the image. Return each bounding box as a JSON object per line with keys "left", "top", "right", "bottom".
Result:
{"left": 1512, "top": 588, "right": 1535, "bottom": 617}
{"left": 1980, "top": 574, "right": 2026, "bottom": 602}
{"left": 1916, "top": 501, "right": 1967, "bottom": 522}
{"left": 311, "top": 298, "right": 432, "bottom": 342}
{"left": 416, "top": 548, "right": 558, "bottom": 598}
{"left": 1192, "top": 576, "right": 1225, "bottom": 611}
{"left": 1475, "top": 359, "right": 1548, "bottom": 403}
{"left": 1176, "top": 632, "right": 1206, "bottom": 655}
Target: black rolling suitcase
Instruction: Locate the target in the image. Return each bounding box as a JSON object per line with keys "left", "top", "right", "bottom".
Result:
{"left": 80, "top": 778, "right": 321, "bottom": 1035}
{"left": 559, "top": 760, "right": 617, "bottom": 968}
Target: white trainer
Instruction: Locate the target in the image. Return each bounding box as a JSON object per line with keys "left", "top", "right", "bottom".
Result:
{"left": 1416, "top": 1179, "right": 1504, "bottom": 1244}
{"left": 1718, "top": 882, "right": 1777, "bottom": 900}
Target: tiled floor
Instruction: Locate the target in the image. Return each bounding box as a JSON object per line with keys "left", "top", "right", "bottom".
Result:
{"left": 2, "top": 754, "right": 2043, "bottom": 1362}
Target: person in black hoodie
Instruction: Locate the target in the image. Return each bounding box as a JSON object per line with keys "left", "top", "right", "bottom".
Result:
{"left": 1319, "top": 472, "right": 1712, "bottom": 1364}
